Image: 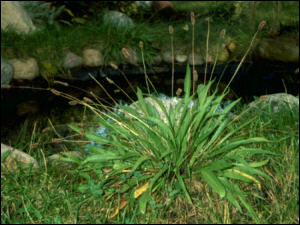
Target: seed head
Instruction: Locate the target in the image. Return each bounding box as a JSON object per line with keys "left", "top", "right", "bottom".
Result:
{"left": 193, "top": 69, "right": 198, "bottom": 82}
{"left": 121, "top": 47, "right": 130, "bottom": 59}
{"left": 176, "top": 88, "right": 182, "bottom": 96}
{"left": 169, "top": 25, "right": 174, "bottom": 35}
{"left": 258, "top": 21, "right": 266, "bottom": 30}
{"left": 139, "top": 41, "right": 144, "bottom": 49}
{"left": 109, "top": 62, "right": 118, "bottom": 70}
{"left": 220, "top": 29, "right": 226, "bottom": 38}
{"left": 68, "top": 100, "right": 78, "bottom": 106}
{"left": 106, "top": 77, "right": 114, "bottom": 84}
{"left": 191, "top": 12, "right": 195, "bottom": 25}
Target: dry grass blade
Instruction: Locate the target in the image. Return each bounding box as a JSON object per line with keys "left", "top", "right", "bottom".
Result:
{"left": 134, "top": 181, "right": 150, "bottom": 199}
{"left": 109, "top": 200, "right": 128, "bottom": 219}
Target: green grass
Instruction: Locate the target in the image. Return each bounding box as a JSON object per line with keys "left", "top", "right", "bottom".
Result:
{"left": 1, "top": 1, "right": 298, "bottom": 81}
{"left": 1, "top": 97, "right": 298, "bottom": 224}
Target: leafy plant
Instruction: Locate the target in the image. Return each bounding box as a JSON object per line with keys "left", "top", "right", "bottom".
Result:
{"left": 66, "top": 60, "right": 274, "bottom": 222}
{"left": 20, "top": 1, "right": 65, "bottom": 27}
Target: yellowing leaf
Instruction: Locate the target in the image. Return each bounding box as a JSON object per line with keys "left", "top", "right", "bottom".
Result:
{"left": 134, "top": 181, "right": 149, "bottom": 199}
{"left": 232, "top": 169, "right": 261, "bottom": 190}
{"left": 72, "top": 17, "right": 86, "bottom": 24}
{"left": 64, "top": 8, "right": 74, "bottom": 17}
{"left": 109, "top": 200, "right": 128, "bottom": 219}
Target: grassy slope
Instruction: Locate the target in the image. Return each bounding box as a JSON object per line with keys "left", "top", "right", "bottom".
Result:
{"left": 1, "top": 103, "right": 298, "bottom": 224}
{"left": 1, "top": 2, "right": 298, "bottom": 79}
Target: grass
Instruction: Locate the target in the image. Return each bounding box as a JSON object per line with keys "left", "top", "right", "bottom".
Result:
{"left": 1, "top": 94, "right": 298, "bottom": 224}
{"left": 1, "top": 2, "right": 299, "bottom": 224}
{"left": 1, "top": 2, "right": 298, "bottom": 81}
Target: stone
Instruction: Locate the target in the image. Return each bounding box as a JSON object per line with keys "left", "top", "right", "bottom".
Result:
{"left": 82, "top": 48, "right": 104, "bottom": 67}
{"left": 10, "top": 57, "right": 39, "bottom": 80}
{"left": 175, "top": 54, "right": 188, "bottom": 63}
{"left": 188, "top": 53, "right": 204, "bottom": 65}
{"left": 248, "top": 93, "right": 299, "bottom": 113}
{"left": 256, "top": 37, "right": 299, "bottom": 63}
{"left": 152, "top": 55, "right": 162, "bottom": 64}
{"left": 1, "top": 1, "right": 36, "bottom": 34}
{"left": 136, "top": 1, "right": 152, "bottom": 9}
{"left": 1, "top": 57, "right": 14, "bottom": 84}
{"left": 63, "top": 52, "right": 83, "bottom": 69}
{"left": 125, "top": 96, "right": 184, "bottom": 124}
{"left": 1, "top": 143, "right": 39, "bottom": 171}
{"left": 103, "top": 11, "right": 135, "bottom": 30}
{"left": 162, "top": 51, "right": 173, "bottom": 64}
{"left": 152, "top": 1, "right": 174, "bottom": 13}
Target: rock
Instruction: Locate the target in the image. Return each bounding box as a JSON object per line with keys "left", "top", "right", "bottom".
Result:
{"left": 124, "top": 95, "right": 233, "bottom": 125}
{"left": 188, "top": 53, "right": 204, "bottom": 65}
{"left": 256, "top": 37, "right": 299, "bottom": 63}
{"left": 152, "top": 55, "right": 162, "bottom": 64}
{"left": 1, "top": 1, "right": 36, "bottom": 34}
{"left": 152, "top": 1, "right": 174, "bottom": 13}
{"left": 162, "top": 51, "right": 173, "bottom": 64}
{"left": 1, "top": 57, "right": 14, "bottom": 84}
{"left": 63, "top": 52, "right": 83, "bottom": 69}
{"left": 125, "top": 96, "right": 184, "bottom": 124}
{"left": 103, "top": 11, "right": 135, "bottom": 30}
{"left": 175, "top": 54, "right": 188, "bottom": 63}
{"left": 136, "top": 1, "right": 152, "bottom": 9}
{"left": 1, "top": 143, "right": 39, "bottom": 171}
{"left": 10, "top": 57, "right": 39, "bottom": 80}
{"left": 47, "top": 151, "right": 83, "bottom": 168}
{"left": 82, "top": 48, "right": 104, "bottom": 67}
{"left": 249, "top": 93, "right": 299, "bottom": 113}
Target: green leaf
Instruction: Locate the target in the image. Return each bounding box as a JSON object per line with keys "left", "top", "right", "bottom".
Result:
{"left": 248, "top": 159, "right": 269, "bottom": 168}
{"left": 140, "top": 165, "right": 168, "bottom": 214}
{"left": 83, "top": 153, "right": 123, "bottom": 164}
{"left": 209, "top": 137, "right": 269, "bottom": 158}
{"left": 138, "top": 190, "right": 151, "bottom": 214}
{"left": 184, "top": 64, "right": 191, "bottom": 102}
{"left": 229, "top": 147, "right": 277, "bottom": 156}
{"left": 200, "top": 168, "right": 226, "bottom": 198}
{"left": 201, "top": 159, "right": 233, "bottom": 172}
{"left": 175, "top": 169, "right": 192, "bottom": 204}
{"left": 136, "top": 87, "right": 148, "bottom": 116}
{"left": 219, "top": 177, "right": 242, "bottom": 213}
{"left": 231, "top": 183, "right": 260, "bottom": 224}
{"left": 131, "top": 155, "right": 152, "bottom": 172}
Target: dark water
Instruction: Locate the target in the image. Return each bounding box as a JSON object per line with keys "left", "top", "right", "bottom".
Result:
{"left": 1, "top": 60, "right": 298, "bottom": 143}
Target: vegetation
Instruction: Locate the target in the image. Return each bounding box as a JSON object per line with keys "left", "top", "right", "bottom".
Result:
{"left": 1, "top": 2, "right": 299, "bottom": 224}
{"left": 1, "top": 1, "right": 299, "bottom": 79}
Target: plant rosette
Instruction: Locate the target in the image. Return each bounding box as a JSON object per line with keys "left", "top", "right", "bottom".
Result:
{"left": 64, "top": 64, "right": 275, "bottom": 223}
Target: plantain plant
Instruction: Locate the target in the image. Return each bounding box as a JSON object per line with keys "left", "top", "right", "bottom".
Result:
{"left": 62, "top": 18, "right": 273, "bottom": 223}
